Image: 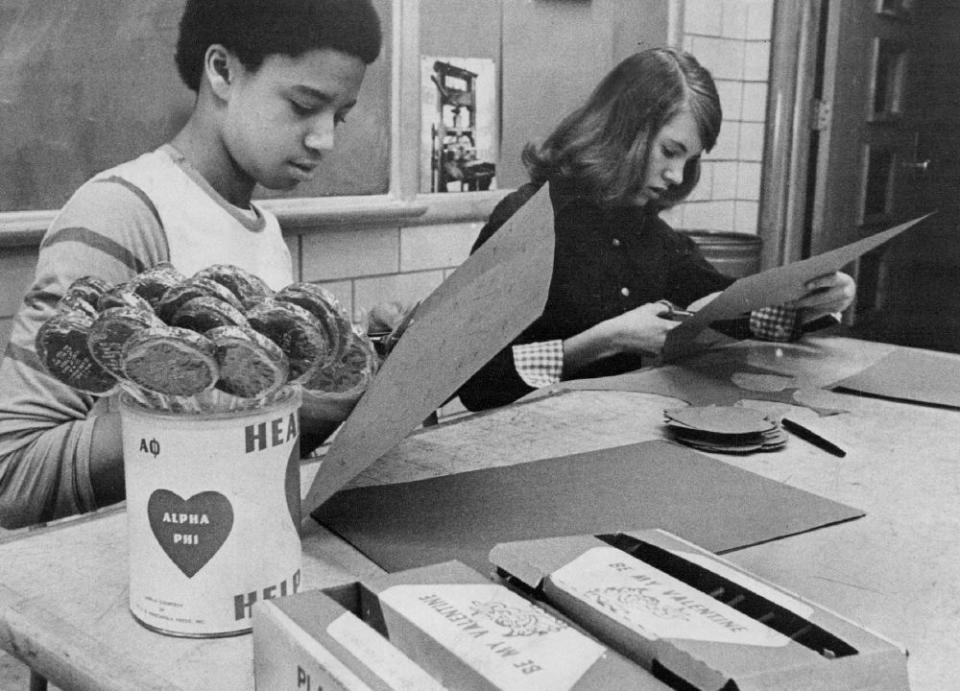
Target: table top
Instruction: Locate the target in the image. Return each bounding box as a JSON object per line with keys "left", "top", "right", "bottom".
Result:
{"left": 1, "top": 336, "right": 957, "bottom": 690}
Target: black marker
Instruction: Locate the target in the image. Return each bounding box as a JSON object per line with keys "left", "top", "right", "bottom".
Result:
{"left": 781, "top": 418, "right": 846, "bottom": 458}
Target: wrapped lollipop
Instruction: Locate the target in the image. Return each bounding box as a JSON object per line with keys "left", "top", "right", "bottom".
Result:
{"left": 170, "top": 295, "right": 249, "bottom": 333}
{"left": 303, "top": 327, "right": 379, "bottom": 403}
{"left": 121, "top": 325, "right": 219, "bottom": 398}
{"left": 97, "top": 283, "right": 153, "bottom": 312}
{"left": 35, "top": 266, "right": 370, "bottom": 414}
{"left": 207, "top": 325, "right": 290, "bottom": 400}
{"left": 62, "top": 275, "right": 112, "bottom": 307}
{"left": 125, "top": 262, "right": 185, "bottom": 308}
{"left": 193, "top": 264, "right": 273, "bottom": 310}
{"left": 57, "top": 275, "right": 112, "bottom": 318}
{"left": 275, "top": 282, "right": 352, "bottom": 366}
{"left": 246, "top": 298, "right": 329, "bottom": 385}
{"left": 88, "top": 306, "right": 164, "bottom": 380}
{"left": 154, "top": 276, "right": 244, "bottom": 323}
{"left": 35, "top": 310, "right": 118, "bottom": 395}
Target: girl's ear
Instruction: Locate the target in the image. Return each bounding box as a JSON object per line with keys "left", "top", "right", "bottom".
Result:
{"left": 203, "top": 45, "right": 234, "bottom": 99}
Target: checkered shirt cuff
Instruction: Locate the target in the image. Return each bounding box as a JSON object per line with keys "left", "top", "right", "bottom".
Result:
{"left": 749, "top": 306, "right": 801, "bottom": 341}
{"left": 512, "top": 340, "right": 564, "bottom": 388}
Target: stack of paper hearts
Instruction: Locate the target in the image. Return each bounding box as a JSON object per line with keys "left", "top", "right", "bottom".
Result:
{"left": 663, "top": 405, "right": 787, "bottom": 454}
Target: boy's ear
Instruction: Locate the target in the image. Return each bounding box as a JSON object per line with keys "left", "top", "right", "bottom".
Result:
{"left": 204, "top": 45, "right": 234, "bottom": 98}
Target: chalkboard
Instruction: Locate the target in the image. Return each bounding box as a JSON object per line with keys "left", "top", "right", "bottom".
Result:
{"left": 0, "top": 0, "right": 392, "bottom": 213}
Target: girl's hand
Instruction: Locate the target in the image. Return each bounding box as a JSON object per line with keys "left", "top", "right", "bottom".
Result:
{"left": 607, "top": 301, "right": 682, "bottom": 355}
{"left": 685, "top": 291, "right": 722, "bottom": 313}
{"left": 788, "top": 271, "right": 856, "bottom": 321}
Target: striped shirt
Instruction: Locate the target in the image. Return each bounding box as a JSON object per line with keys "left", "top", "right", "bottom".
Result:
{"left": 0, "top": 145, "right": 292, "bottom": 527}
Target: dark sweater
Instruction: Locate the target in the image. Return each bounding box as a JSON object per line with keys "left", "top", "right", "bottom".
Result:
{"left": 456, "top": 181, "right": 736, "bottom": 411}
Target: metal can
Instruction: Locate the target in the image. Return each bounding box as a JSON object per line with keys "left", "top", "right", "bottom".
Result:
{"left": 119, "top": 386, "right": 303, "bottom": 637}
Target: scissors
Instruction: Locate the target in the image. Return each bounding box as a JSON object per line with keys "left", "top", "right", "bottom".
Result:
{"left": 656, "top": 300, "right": 695, "bottom": 321}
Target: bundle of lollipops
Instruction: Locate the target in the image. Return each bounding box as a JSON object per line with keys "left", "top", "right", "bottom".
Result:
{"left": 36, "top": 263, "right": 378, "bottom": 412}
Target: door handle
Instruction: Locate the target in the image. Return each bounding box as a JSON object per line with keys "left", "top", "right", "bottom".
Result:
{"left": 903, "top": 159, "right": 930, "bottom": 174}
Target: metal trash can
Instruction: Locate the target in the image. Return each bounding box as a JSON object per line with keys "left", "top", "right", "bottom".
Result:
{"left": 683, "top": 230, "right": 763, "bottom": 279}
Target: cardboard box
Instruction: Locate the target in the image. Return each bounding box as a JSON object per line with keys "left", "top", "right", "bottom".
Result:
{"left": 491, "top": 530, "right": 909, "bottom": 691}
{"left": 360, "top": 560, "right": 669, "bottom": 690}
{"left": 253, "top": 583, "right": 445, "bottom": 690}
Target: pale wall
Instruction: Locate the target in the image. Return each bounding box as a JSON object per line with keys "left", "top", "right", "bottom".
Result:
{"left": 660, "top": 0, "right": 774, "bottom": 236}
{"left": 0, "top": 213, "right": 488, "bottom": 356}
{"left": 0, "top": 1, "right": 774, "bottom": 352}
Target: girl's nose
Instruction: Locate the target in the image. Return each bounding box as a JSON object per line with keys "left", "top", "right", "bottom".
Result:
{"left": 663, "top": 160, "right": 685, "bottom": 185}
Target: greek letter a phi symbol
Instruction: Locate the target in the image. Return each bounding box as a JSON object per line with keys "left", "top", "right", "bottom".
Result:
{"left": 139, "top": 437, "right": 161, "bottom": 458}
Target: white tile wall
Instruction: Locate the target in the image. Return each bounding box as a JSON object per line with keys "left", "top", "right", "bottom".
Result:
{"left": 682, "top": 200, "right": 736, "bottom": 230}
{"left": 737, "top": 161, "right": 763, "bottom": 199}
{"left": 684, "top": 0, "right": 722, "bottom": 35}
{"left": 682, "top": 0, "right": 773, "bottom": 234}
{"left": 738, "top": 122, "right": 766, "bottom": 161}
{"left": 311, "top": 279, "right": 354, "bottom": 322}
{"left": 711, "top": 161, "right": 740, "bottom": 199}
{"left": 746, "top": 1, "right": 774, "bottom": 40}
{"left": 400, "top": 222, "right": 479, "bottom": 272}
{"left": 0, "top": 219, "right": 484, "bottom": 352}
{"left": 741, "top": 82, "right": 768, "bottom": 121}
{"left": 299, "top": 219, "right": 482, "bottom": 327}
{"left": 715, "top": 80, "right": 743, "bottom": 120}
{"left": 690, "top": 36, "right": 745, "bottom": 80}
{"left": 301, "top": 227, "right": 400, "bottom": 282}
{"left": 710, "top": 123, "right": 740, "bottom": 161}
{"left": 721, "top": 0, "right": 750, "bottom": 39}
{"left": 744, "top": 41, "right": 770, "bottom": 81}
{"left": 353, "top": 270, "right": 445, "bottom": 325}
{"left": 687, "top": 161, "right": 714, "bottom": 202}
{"left": 695, "top": 161, "right": 715, "bottom": 197}
{"left": 734, "top": 200, "right": 760, "bottom": 233}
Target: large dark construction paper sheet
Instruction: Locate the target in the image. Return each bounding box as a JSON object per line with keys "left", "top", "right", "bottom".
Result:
{"left": 663, "top": 213, "right": 934, "bottom": 361}
{"left": 831, "top": 347, "right": 960, "bottom": 408}
{"left": 303, "top": 185, "right": 555, "bottom": 518}
{"left": 312, "top": 440, "right": 862, "bottom": 574}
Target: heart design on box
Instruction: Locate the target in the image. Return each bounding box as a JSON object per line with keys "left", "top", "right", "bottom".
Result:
{"left": 147, "top": 489, "right": 234, "bottom": 578}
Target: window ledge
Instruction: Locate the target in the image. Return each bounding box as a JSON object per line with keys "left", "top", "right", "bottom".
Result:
{"left": 0, "top": 190, "right": 513, "bottom": 248}
{"left": 0, "top": 211, "right": 57, "bottom": 247}
{"left": 264, "top": 189, "right": 511, "bottom": 229}
{"left": 262, "top": 195, "right": 429, "bottom": 230}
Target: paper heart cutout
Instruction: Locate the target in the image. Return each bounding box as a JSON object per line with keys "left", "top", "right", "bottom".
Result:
{"left": 147, "top": 489, "right": 234, "bottom": 578}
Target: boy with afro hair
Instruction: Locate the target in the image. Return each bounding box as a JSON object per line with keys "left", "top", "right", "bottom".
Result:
{"left": 0, "top": 0, "right": 382, "bottom": 528}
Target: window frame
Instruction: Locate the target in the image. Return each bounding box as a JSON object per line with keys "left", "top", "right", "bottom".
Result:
{"left": 266, "top": 0, "right": 508, "bottom": 231}
{"left": 0, "top": 0, "right": 507, "bottom": 247}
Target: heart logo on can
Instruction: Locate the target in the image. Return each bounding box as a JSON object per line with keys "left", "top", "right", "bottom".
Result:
{"left": 147, "top": 489, "right": 234, "bottom": 578}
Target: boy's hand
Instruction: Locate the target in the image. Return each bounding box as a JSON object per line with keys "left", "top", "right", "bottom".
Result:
{"left": 298, "top": 388, "right": 364, "bottom": 455}
{"left": 301, "top": 388, "right": 362, "bottom": 421}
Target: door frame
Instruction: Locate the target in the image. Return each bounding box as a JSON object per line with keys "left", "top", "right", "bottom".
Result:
{"left": 759, "top": 0, "right": 824, "bottom": 271}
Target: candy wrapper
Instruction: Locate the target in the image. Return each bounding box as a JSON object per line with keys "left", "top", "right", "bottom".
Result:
{"left": 36, "top": 263, "right": 377, "bottom": 414}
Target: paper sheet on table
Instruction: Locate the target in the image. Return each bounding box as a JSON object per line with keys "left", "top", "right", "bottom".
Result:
{"left": 663, "top": 213, "right": 934, "bottom": 361}
{"left": 541, "top": 343, "right": 849, "bottom": 416}
{"left": 830, "top": 348, "right": 960, "bottom": 408}
{"left": 312, "top": 440, "right": 863, "bottom": 573}
{"left": 303, "top": 185, "right": 556, "bottom": 518}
